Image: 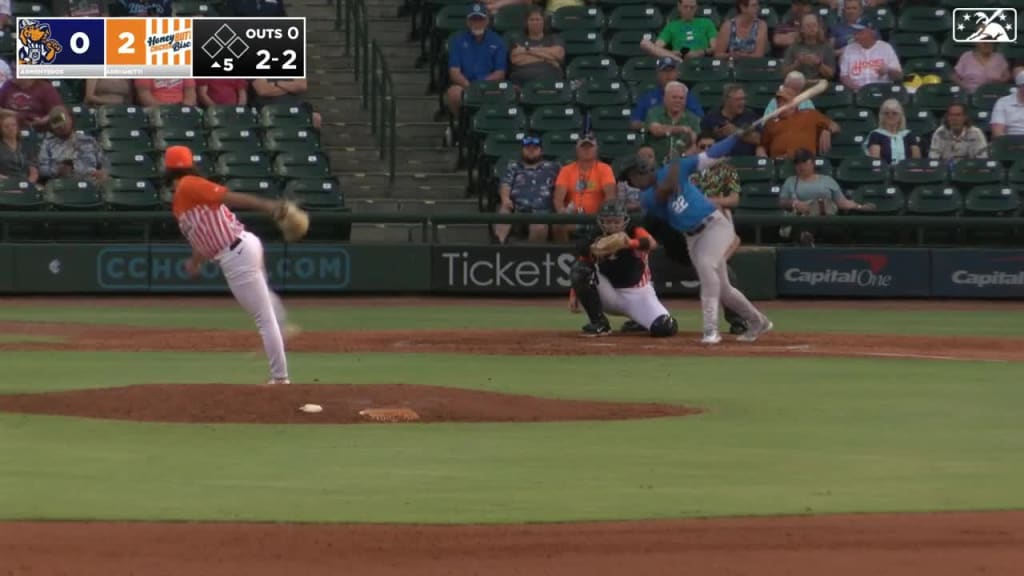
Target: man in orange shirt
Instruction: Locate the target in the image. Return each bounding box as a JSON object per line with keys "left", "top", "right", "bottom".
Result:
{"left": 552, "top": 134, "right": 616, "bottom": 242}
{"left": 758, "top": 86, "right": 839, "bottom": 158}
{"left": 165, "top": 145, "right": 296, "bottom": 385}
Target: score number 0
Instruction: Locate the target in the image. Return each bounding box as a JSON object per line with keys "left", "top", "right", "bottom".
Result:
{"left": 58, "top": 31, "right": 93, "bottom": 55}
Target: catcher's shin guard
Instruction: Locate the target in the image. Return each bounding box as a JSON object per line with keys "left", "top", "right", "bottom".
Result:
{"left": 570, "top": 260, "right": 607, "bottom": 327}
{"left": 649, "top": 314, "right": 678, "bottom": 338}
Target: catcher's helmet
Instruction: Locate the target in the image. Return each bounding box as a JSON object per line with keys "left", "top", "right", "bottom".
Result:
{"left": 598, "top": 199, "right": 629, "bottom": 234}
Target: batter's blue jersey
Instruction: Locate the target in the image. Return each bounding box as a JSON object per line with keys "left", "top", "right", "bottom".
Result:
{"left": 640, "top": 156, "right": 716, "bottom": 233}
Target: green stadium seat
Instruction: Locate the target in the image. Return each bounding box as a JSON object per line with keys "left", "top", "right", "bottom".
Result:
{"left": 69, "top": 105, "right": 97, "bottom": 133}
{"left": 107, "top": 151, "right": 158, "bottom": 179}
{"left": 971, "top": 83, "right": 1013, "bottom": 112}
{"left": 493, "top": 3, "right": 528, "bottom": 33}
{"left": 1000, "top": 42, "right": 1024, "bottom": 63}
{"left": 434, "top": 4, "right": 474, "bottom": 37}
{"left": 863, "top": 6, "right": 895, "bottom": 33}
{"left": 964, "top": 185, "right": 1021, "bottom": 216}
{"left": 541, "top": 131, "right": 584, "bottom": 160}
{"left": 840, "top": 119, "right": 876, "bottom": 138}
{"left": 723, "top": 6, "right": 779, "bottom": 28}
{"left": 96, "top": 105, "right": 148, "bottom": 130}
{"left": 732, "top": 58, "right": 784, "bottom": 83}
{"left": 692, "top": 5, "right": 722, "bottom": 27}
{"left": 607, "top": 5, "right": 664, "bottom": 31}
{"left": 561, "top": 29, "right": 607, "bottom": 59}
{"left": 836, "top": 157, "right": 889, "bottom": 185}
{"left": 282, "top": 178, "right": 346, "bottom": 211}
{"left": 829, "top": 107, "right": 873, "bottom": 123}
{"left": 528, "top": 106, "right": 585, "bottom": 133}
{"left": 223, "top": 178, "right": 281, "bottom": 198}
{"left": 173, "top": 0, "right": 219, "bottom": 16}
{"left": 892, "top": 158, "right": 948, "bottom": 187}
{"left": 903, "top": 59, "right": 953, "bottom": 83}
{"left": 940, "top": 37, "right": 969, "bottom": 61}
{"left": 205, "top": 105, "right": 259, "bottom": 130}
{"left": 1007, "top": 160, "right": 1024, "bottom": 184}
{"left": 693, "top": 82, "right": 727, "bottom": 108}
{"left": 736, "top": 182, "right": 782, "bottom": 212}
{"left": 677, "top": 58, "right": 731, "bottom": 84}
{"left": 566, "top": 56, "right": 620, "bottom": 82}
{"left": 103, "top": 179, "right": 161, "bottom": 210}
{"left": 854, "top": 83, "right": 909, "bottom": 110}
{"left": 621, "top": 57, "right": 659, "bottom": 86}
{"left": 263, "top": 127, "right": 322, "bottom": 155}
{"left": 576, "top": 79, "right": 631, "bottom": 108}
{"left": 608, "top": 30, "right": 656, "bottom": 62}
{"left": 44, "top": 179, "right": 103, "bottom": 210}
{"left": 888, "top": 33, "right": 939, "bottom": 60}
{"left": 950, "top": 159, "right": 1005, "bottom": 186}
{"left": 551, "top": 5, "right": 606, "bottom": 31}
{"left": 154, "top": 127, "right": 205, "bottom": 151}
{"left": 469, "top": 106, "right": 527, "bottom": 139}
{"left": 728, "top": 156, "right": 775, "bottom": 183}
{"left": 596, "top": 131, "right": 643, "bottom": 161}
{"left": 904, "top": 108, "right": 938, "bottom": 135}
{"left": 776, "top": 157, "right": 834, "bottom": 180}
{"left": 991, "top": 136, "right": 1024, "bottom": 164}
{"left": 519, "top": 80, "right": 573, "bottom": 109}
{"left": 216, "top": 152, "right": 273, "bottom": 179}
{"left": 99, "top": 127, "right": 152, "bottom": 151}
{"left": 462, "top": 81, "right": 518, "bottom": 110}
{"left": 629, "top": 81, "right": 657, "bottom": 103}
{"left": 49, "top": 80, "right": 81, "bottom": 105}
{"left": 590, "top": 106, "right": 634, "bottom": 131}
{"left": 151, "top": 106, "right": 203, "bottom": 130}
{"left": 481, "top": 131, "right": 530, "bottom": 162}
{"left": 208, "top": 127, "right": 263, "bottom": 153}
{"left": 911, "top": 84, "right": 967, "bottom": 112}
{"left": 260, "top": 104, "right": 315, "bottom": 129}
{"left": 896, "top": 6, "right": 952, "bottom": 33}
{"left": 813, "top": 84, "right": 855, "bottom": 110}
{"left": 0, "top": 31, "right": 15, "bottom": 59}
{"left": 969, "top": 108, "right": 991, "bottom": 132}
{"left": 850, "top": 184, "right": 905, "bottom": 214}
{"left": 744, "top": 81, "right": 778, "bottom": 111}
{"left": 273, "top": 152, "right": 332, "bottom": 180}
{"left": 906, "top": 185, "right": 962, "bottom": 215}
{"left": 823, "top": 131, "right": 869, "bottom": 162}
{"left": 0, "top": 180, "right": 44, "bottom": 210}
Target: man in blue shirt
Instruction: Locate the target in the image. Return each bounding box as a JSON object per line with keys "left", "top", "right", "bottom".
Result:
{"left": 630, "top": 58, "right": 703, "bottom": 132}
{"left": 445, "top": 4, "right": 508, "bottom": 119}
{"left": 640, "top": 132, "right": 773, "bottom": 344}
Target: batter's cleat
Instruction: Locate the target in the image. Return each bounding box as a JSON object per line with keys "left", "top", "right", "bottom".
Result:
{"left": 728, "top": 321, "right": 749, "bottom": 336}
{"left": 265, "top": 378, "right": 291, "bottom": 385}
{"left": 581, "top": 321, "right": 612, "bottom": 337}
{"left": 619, "top": 319, "right": 648, "bottom": 334}
{"left": 700, "top": 329, "right": 722, "bottom": 345}
{"left": 737, "top": 317, "right": 774, "bottom": 343}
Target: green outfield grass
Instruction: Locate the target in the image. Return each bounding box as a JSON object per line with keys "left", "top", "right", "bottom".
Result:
{"left": 0, "top": 303, "right": 1022, "bottom": 524}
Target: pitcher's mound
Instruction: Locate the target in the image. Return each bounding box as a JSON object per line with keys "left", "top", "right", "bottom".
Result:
{"left": 0, "top": 383, "right": 702, "bottom": 424}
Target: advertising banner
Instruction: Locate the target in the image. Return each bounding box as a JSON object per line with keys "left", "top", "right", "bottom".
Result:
{"left": 11, "top": 245, "right": 108, "bottom": 292}
{"left": 776, "top": 248, "right": 931, "bottom": 297}
{"left": 0, "top": 246, "right": 12, "bottom": 292}
{"left": 931, "top": 249, "right": 1024, "bottom": 298}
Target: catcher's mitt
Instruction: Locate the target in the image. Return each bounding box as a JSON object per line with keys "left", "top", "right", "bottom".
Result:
{"left": 590, "top": 231, "right": 631, "bottom": 258}
{"left": 359, "top": 408, "right": 421, "bottom": 423}
{"left": 274, "top": 201, "right": 310, "bottom": 243}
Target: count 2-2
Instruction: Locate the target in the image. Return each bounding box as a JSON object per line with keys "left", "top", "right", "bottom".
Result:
{"left": 257, "top": 49, "right": 297, "bottom": 70}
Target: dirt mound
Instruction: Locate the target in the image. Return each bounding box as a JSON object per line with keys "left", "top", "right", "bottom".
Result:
{"left": 0, "top": 383, "right": 701, "bottom": 424}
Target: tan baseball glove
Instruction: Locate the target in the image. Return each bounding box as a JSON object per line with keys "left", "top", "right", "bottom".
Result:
{"left": 590, "top": 232, "right": 631, "bottom": 258}
{"left": 274, "top": 201, "right": 310, "bottom": 242}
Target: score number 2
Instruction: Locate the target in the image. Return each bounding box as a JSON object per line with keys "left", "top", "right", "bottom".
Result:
{"left": 257, "top": 49, "right": 297, "bottom": 71}
{"left": 118, "top": 31, "right": 135, "bottom": 54}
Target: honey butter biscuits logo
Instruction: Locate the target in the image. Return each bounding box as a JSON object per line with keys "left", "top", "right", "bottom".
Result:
{"left": 17, "top": 19, "right": 61, "bottom": 65}
{"left": 953, "top": 8, "right": 1017, "bottom": 43}
{"left": 145, "top": 18, "right": 192, "bottom": 65}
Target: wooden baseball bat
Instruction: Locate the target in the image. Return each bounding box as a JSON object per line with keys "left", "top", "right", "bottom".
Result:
{"left": 750, "top": 79, "right": 830, "bottom": 129}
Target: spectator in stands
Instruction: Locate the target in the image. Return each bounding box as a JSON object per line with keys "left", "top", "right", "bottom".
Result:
{"left": 251, "top": 79, "right": 322, "bottom": 129}
{"left": 445, "top": 4, "right": 507, "bottom": 122}
{"left": 630, "top": 59, "right": 703, "bottom": 130}
{"left": 838, "top": 23, "right": 902, "bottom": 91}
{"left": 783, "top": 14, "right": 836, "bottom": 80}
{"left": 197, "top": 79, "right": 249, "bottom": 107}
{"left": 108, "top": 0, "right": 171, "bottom": 15}
{"left": 700, "top": 84, "right": 760, "bottom": 156}
{"left": 508, "top": 6, "right": 564, "bottom": 85}
{"left": 0, "top": 110, "right": 38, "bottom": 184}
{"left": 771, "top": 0, "right": 813, "bottom": 54}
{"left": 779, "top": 148, "right": 873, "bottom": 246}
{"left": 640, "top": 0, "right": 717, "bottom": 62}
{"left": 0, "top": 58, "right": 10, "bottom": 87}
{"left": 713, "top": 0, "right": 768, "bottom": 59}
{"left": 866, "top": 99, "right": 921, "bottom": 163}
{"left": 226, "top": 0, "right": 286, "bottom": 16}
{"left": 953, "top": 43, "right": 1010, "bottom": 94}
{"left": 494, "top": 135, "right": 560, "bottom": 244}
{"left": 0, "top": 0, "right": 9, "bottom": 29}
{"left": 990, "top": 71, "right": 1024, "bottom": 138}
{"left": 0, "top": 79, "right": 64, "bottom": 131}
{"left": 763, "top": 71, "right": 816, "bottom": 117}
{"left": 830, "top": 0, "right": 867, "bottom": 54}
{"left": 645, "top": 81, "right": 701, "bottom": 164}
{"left": 552, "top": 133, "right": 616, "bottom": 241}
{"left": 617, "top": 146, "right": 657, "bottom": 211}
{"left": 929, "top": 103, "right": 988, "bottom": 162}
{"left": 759, "top": 86, "right": 838, "bottom": 158}
{"left": 84, "top": 79, "right": 133, "bottom": 105}
{"left": 37, "top": 107, "right": 107, "bottom": 182}
{"left": 134, "top": 79, "right": 197, "bottom": 106}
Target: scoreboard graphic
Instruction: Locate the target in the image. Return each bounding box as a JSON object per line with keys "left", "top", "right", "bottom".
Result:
{"left": 16, "top": 17, "right": 305, "bottom": 79}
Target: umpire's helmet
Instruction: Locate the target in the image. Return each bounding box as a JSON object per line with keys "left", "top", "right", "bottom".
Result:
{"left": 598, "top": 199, "right": 629, "bottom": 235}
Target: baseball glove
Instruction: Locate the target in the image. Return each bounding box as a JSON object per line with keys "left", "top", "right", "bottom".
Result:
{"left": 590, "top": 232, "right": 631, "bottom": 258}
{"left": 274, "top": 201, "right": 310, "bottom": 243}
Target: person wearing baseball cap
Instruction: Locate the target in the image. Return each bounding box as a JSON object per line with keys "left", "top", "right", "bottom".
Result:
{"left": 36, "top": 106, "right": 108, "bottom": 182}
{"left": 758, "top": 85, "right": 838, "bottom": 158}
{"left": 445, "top": 3, "right": 507, "bottom": 121}
{"left": 164, "top": 145, "right": 300, "bottom": 385}
{"left": 990, "top": 70, "right": 1024, "bottom": 137}
{"left": 830, "top": 0, "right": 869, "bottom": 52}
{"left": 630, "top": 57, "right": 704, "bottom": 130}
{"left": 838, "top": 20, "right": 903, "bottom": 91}
{"left": 640, "top": 0, "right": 717, "bottom": 62}
{"left": 494, "top": 135, "right": 561, "bottom": 244}
{"left": 552, "top": 133, "right": 616, "bottom": 242}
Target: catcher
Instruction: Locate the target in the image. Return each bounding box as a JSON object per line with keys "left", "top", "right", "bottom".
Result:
{"left": 165, "top": 145, "right": 309, "bottom": 385}
{"left": 569, "top": 200, "right": 678, "bottom": 338}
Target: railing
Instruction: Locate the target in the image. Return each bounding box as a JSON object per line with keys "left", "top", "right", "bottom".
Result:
{"left": 339, "top": 0, "right": 398, "bottom": 183}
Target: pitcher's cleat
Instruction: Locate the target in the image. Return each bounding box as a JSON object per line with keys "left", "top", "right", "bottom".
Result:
{"left": 265, "top": 378, "right": 291, "bottom": 385}
{"left": 700, "top": 329, "right": 722, "bottom": 345}
{"left": 737, "top": 317, "right": 774, "bottom": 342}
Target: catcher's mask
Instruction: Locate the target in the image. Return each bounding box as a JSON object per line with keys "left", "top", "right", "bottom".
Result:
{"left": 597, "top": 200, "right": 629, "bottom": 235}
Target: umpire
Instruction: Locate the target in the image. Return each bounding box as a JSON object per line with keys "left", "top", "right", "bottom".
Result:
{"left": 623, "top": 144, "right": 749, "bottom": 335}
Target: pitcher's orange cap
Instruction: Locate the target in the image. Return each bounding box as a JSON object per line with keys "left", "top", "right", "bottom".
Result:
{"left": 164, "top": 145, "right": 194, "bottom": 170}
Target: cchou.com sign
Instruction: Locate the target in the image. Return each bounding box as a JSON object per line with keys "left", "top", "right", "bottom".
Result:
{"left": 777, "top": 248, "right": 931, "bottom": 297}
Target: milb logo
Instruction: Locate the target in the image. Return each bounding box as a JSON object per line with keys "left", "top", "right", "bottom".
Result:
{"left": 784, "top": 254, "right": 894, "bottom": 287}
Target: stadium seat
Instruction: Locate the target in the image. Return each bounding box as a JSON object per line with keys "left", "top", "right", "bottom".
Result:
{"left": 566, "top": 56, "right": 620, "bottom": 82}
{"left": 541, "top": 131, "right": 584, "bottom": 160}
{"left": 596, "top": 131, "right": 643, "bottom": 161}
{"left": 836, "top": 157, "right": 889, "bottom": 185}
{"left": 950, "top": 159, "right": 1005, "bottom": 186}
{"left": 208, "top": 127, "right": 263, "bottom": 154}
{"left": 528, "top": 106, "right": 584, "bottom": 133}
{"left": 744, "top": 82, "right": 779, "bottom": 111}
{"left": 776, "top": 157, "right": 833, "bottom": 180}
{"left": 223, "top": 178, "right": 281, "bottom": 198}
{"left": 69, "top": 106, "right": 97, "bottom": 133}
{"left": 96, "top": 105, "right": 148, "bottom": 129}
{"left": 49, "top": 80, "right": 81, "bottom": 105}
{"left": 493, "top": 3, "right": 528, "bottom": 33}
{"left": 888, "top": 33, "right": 939, "bottom": 60}
{"left": 576, "top": 79, "right": 631, "bottom": 108}
{"left": 732, "top": 58, "right": 784, "bottom": 83}
{"left": 273, "top": 152, "right": 332, "bottom": 180}
{"left": 103, "top": 179, "right": 161, "bottom": 210}
{"left": 813, "top": 84, "right": 855, "bottom": 110}
{"left": 892, "top": 158, "right": 948, "bottom": 187}
{"left": 723, "top": 5, "right": 779, "bottom": 28}
{"left": 99, "top": 128, "right": 153, "bottom": 151}
{"left": 282, "top": 178, "right": 346, "bottom": 211}
{"left": 823, "top": 131, "right": 869, "bottom": 161}
{"left": 216, "top": 152, "right": 274, "bottom": 179}
{"left": 850, "top": 185, "right": 905, "bottom": 215}
{"left": 911, "top": 84, "right": 967, "bottom": 111}
{"left": 622, "top": 57, "right": 659, "bottom": 86}
{"left": 693, "top": 82, "right": 727, "bottom": 107}
{"left": 263, "top": 127, "right": 322, "bottom": 155}
{"left": 969, "top": 108, "right": 991, "bottom": 132}
{"left": 107, "top": 151, "right": 158, "bottom": 179}
{"left": 561, "top": 29, "right": 607, "bottom": 58}
{"left": 964, "top": 185, "right": 1021, "bottom": 216}
{"left": 205, "top": 105, "right": 259, "bottom": 129}
{"left": 0, "top": 180, "right": 44, "bottom": 210}
{"left": 736, "top": 182, "right": 782, "bottom": 212}
{"left": 727, "top": 156, "right": 775, "bottom": 183}
{"left": 906, "top": 185, "right": 962, "bottom": 215}
{"left": 1007, "top": 160, "right": 1024, "bottom": 184}
{"left": 854, "top": 83, "right": 909, "bottom": 110}
{"left": 44, "top": 179, "right": 103, "bottom": 210}
{"left": 677, "top": 58, "right": 731, "bottom": 84}
{"left": 607, "top": 5, "right": 664, "bottom": 31}
{"left": 1000, "top": 42, "right": 1024, "bottom": 63}
{"left": 970, "top": 83, "right": 1013, "bottom": 113}
{"left": 940, "top": 37, "right": 969, "bottom": 61}
{"left": 174, "top": 0, "right": 219, "bottom": 16}
{"left": 151, "top": 106, "right": 203, "bottom": 130}
{"left": 590, "top": 106, "right": 634, "bottom": 131}
{"left": 551, "top": 5, "right": 606, "bottom": 31}
{"left": 896, "top": 6, "right": 952, "bottom": 33}
{"left": 462, "top": 81, "right": 518, "bottom": 111}
{"left": 989, "top": 135, "right": 1024, "bottom": 164}
{"left": 829, "top": 107, "right": 874, "bottom": 123}
{"left": 481, "top": 131, "right": 530, "bottom": 163}
{"left": 0, "top": 31, "right": 14, "bottom": 59}
{"left": 154, "top": 127, "right": 205, "bottom": 151}
{"left": 838, "top": 119, "right": 875, "bottom": 138}
{"left": 904, "top": 108, "right": 938, "bottom": 135}
{"left": 519, "top": 80, "right": 574, "bottom": 109}
{"left": 260, "top": 104, "right": 315, "bottom": 129}
{"left": 903, "top": 59, "right": 953, "bottom": 83}
{"left": 863, "top": 6, "right": 895, "bottom": 33}
{"left": 608, "top": 30, "right": 656, "bottom": 62}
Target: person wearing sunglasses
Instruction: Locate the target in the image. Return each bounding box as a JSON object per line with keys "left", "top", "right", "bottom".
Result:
{"left": 494, "top": 135, "right": 561, "bottom": 244}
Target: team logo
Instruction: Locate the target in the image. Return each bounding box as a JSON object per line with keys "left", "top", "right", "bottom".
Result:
{"left": 145, "top": 18, "right": 193, "bottom": 65}
{"left": 17, "top": 19, "right": 62, "bottom": 65}
{"left": 952, "top": 8, "right": 1017, "bottom": 43}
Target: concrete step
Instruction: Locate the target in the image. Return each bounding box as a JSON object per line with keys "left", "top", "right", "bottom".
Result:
{"left": 349, "top": 223, "right": 419, "bottom": 243}
{"left": 348, "top": 198, "right": 479, "bottom": 214}
{"left": 366, "top": 18, "right": 418, "bottom": 38}
{"left": 308, "top": 96, "right": 441, "bottom": 123}
{"left": 326, "top": 146, "right": 457, "bottom": 173}
{"left": 435, "top": 224, "right": 491, "bottom": 244}
{"left": 339, "top": 172, "right": 469, "bottom": 199}
{"left": 321, "top": 122, "right": 374, "bottom": 146}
